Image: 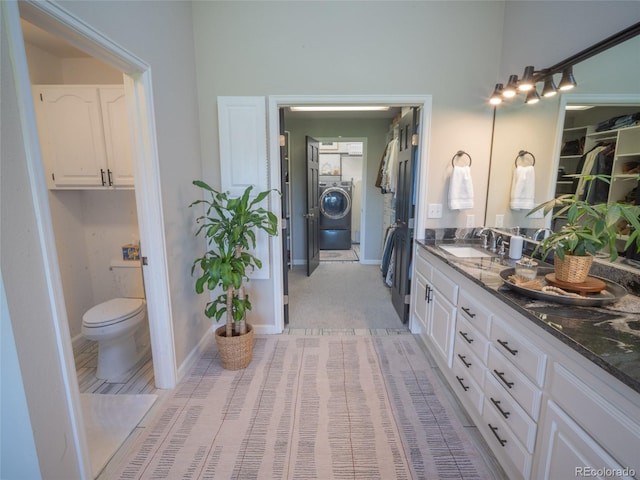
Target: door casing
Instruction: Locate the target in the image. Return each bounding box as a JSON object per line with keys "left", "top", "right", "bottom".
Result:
{"left": 267, "top": 95, "right": 433, "bottom": 334}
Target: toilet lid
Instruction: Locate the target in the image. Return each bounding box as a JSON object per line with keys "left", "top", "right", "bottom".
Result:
{"left": 83, "top": 298, "right": 145, "bottom": 328}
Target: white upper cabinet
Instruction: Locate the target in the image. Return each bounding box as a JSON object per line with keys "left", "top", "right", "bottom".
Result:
{"left": 32, "top": 85, "right": 134, "bottom": 189}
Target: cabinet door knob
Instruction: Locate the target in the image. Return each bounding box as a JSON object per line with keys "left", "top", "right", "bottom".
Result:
{"left": 100, "top": 169, "right": 106, "bottom": 186}
{"left": 107, "top": 169, "right": 113, "bottom": 186}
{"left": 457, "top": 354, "right": 472, "bottom": 368}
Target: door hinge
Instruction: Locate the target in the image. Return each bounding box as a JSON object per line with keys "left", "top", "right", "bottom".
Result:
{"left": 283, "top": 294, "right": 289, "bottom": 305}
{"left": 411, "top": 134, "right": 419, "bottom": 146}
{"left": 142, "top": 257, "right": 148, "bottom": 265}
{"left": 404, "top": 294, "right": 411, "bottom": 305}
{"left": 279, "top": 134, "right": 286, "bottom": 147}
{"left": 40, "top": 93, "right": 43, "bottom": 101}
{"left": 51, "top": 173, "right": 55, "bottom": 181}
{"left": 281, "top": 218, "right": 287, "bottom": 229}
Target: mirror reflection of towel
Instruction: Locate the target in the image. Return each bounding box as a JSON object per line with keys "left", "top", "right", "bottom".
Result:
{"left": 448, "top": 165, "right": 474, "bottom": 210}
{"left": 510, "top": 165, "right": 535, "bottom": 210}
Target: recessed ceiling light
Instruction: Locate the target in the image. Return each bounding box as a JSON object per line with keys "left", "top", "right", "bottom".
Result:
{"left": 289, "top": 106, "right": 390, "bottom": 112}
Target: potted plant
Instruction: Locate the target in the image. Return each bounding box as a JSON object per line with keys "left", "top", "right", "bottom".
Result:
{"left": 190, "top": 180, "right": 278, "bottom": 369}
{"left": 528, "top": 174, "right": 640, "bottom": 283}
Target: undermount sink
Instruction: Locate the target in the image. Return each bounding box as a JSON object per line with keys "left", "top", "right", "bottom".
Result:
{"left": 439, "top": 245, "right": 493, "bottom": 258}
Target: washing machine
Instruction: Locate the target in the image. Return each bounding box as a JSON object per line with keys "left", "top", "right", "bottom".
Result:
{"left": 319, "top": 181, "right": 352, "bottom": 250}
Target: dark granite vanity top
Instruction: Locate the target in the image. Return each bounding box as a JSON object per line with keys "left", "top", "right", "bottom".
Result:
{"left": 416, "top": 230, "right": 640, "bottom": 395}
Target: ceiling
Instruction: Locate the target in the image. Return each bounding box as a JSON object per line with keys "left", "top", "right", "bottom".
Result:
{"left": 20, "top": 19, "right": 403, "bottom": 122}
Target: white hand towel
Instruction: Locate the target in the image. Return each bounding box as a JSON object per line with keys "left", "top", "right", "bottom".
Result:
{"left": 448, "top": 165, "right": 474, "bottom": 210}
{"left": 510, "top": 165, "right": 536, "bottom": 210}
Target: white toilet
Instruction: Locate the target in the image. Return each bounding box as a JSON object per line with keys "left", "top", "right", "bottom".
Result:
{"left": 82, "top": 259, "right": 150, "bottom": 380}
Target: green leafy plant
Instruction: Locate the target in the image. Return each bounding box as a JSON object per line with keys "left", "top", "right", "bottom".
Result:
{"left": 528, "top": 174, "right": 640, "bottom": 262}
{"left": 190, "top": 181, "right": 278, "bottom": 337}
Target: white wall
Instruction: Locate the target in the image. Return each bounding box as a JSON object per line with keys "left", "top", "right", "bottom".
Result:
{"left": 58, "top": 0, "right": 207, "bottom": 366}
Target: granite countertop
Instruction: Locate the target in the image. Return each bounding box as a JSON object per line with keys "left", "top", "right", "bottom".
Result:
{"left": 416, "top": 233, "right": 640, "bottom": 395}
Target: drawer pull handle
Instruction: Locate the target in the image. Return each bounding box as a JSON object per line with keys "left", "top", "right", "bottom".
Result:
{"left": 493, "top": 369, "right": 514, "bottom": 389}
{"left": 100, "top": 168, "right": 106, "bottom": 186}
{"left": 107, "top": 169, "right": 113, "bottom": 186}
{"left": 497, "top": 339, "right": 518, "bottom": 356}
{"left": 459, "top": 331, "right": 474, "bottom": 344}
{"left": 490, "top": 397, "right": 511, "bottom": 418}
{"left": 461, "top": 306, "right": 476, "bottom": 318}
{"left": 457, "top": 354, "right": 472, "bottom": 368}
{"left": 455, "top": 376, "right": 469, "bottom": 391}
{"left": 488, "top": 424, "right": 507, "bottom": 447}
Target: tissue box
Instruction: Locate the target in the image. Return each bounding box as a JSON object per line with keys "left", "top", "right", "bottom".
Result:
{"left": 122, "top": 244, "right": 140, "bottom": 261}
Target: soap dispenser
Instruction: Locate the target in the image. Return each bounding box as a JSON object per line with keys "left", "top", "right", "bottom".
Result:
{"left": 509, "top": 227, "right": 523, "bottom": 260}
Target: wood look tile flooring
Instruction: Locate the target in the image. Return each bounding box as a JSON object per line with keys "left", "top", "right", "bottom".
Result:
{"left": 73, "top": 337, "right": 157, "bottom": 395}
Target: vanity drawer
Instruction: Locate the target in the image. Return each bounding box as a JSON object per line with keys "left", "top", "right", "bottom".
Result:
{"left": 451, "top": 356, "right": 484, "bottom": 415}
{"left": 458, "top": 289, "right": 492, "bottom": 336}
{"left": 482, "top": 396, "right": 532, "bottom": 480}
{"left": 485, "top": 372, "right": 537, "bottom": 453}
{"left": 490, "top": 315, "right": 547, "bottom": 387}
{"left": 488, "top": 346, "right": 542, "bottom": 421}
{"left": 432, "top": 266, "right": 459, "bottom": 305}
{"left": 456, "top": 314, "right": 489, "bottom": 364}
{"left": 415, "top": 248, "right": 433, "bottom": 282}
{"left": 454, "top": 335, "right": 485, "bottom": 387}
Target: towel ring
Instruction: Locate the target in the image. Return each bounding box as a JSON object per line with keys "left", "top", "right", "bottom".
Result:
{"left": 451, "top": 150, "right": 472, "bottom": 167}
{"left": 515, "top": 150, "right": 535, "bottom": 167}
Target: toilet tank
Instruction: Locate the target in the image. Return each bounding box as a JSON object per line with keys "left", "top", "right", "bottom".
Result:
{"left": 110, "top": 259, "right": 145, "bottom": 298}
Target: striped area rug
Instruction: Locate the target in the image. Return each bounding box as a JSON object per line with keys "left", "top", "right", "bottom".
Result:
{"left": 112, "top": 335, "right": 490, "bottom": 479}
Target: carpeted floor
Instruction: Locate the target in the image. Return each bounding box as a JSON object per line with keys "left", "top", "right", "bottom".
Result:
{"left": 108, "top": 335, "right": 491, "bottom": 479}
{"left": 288, "top": 263, "right": 405, "bottom": 330}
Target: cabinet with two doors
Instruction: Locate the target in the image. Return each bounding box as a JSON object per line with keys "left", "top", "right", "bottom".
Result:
{"left": 32, "top": 85, "right": 134, "bottom": 189}
{"left": 411, "top": 246, "right": 640, "bottom": 480}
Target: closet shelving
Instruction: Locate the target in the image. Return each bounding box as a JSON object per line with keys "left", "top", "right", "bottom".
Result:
{"left": 554, "top": 119, "right": 640, "bottom": 233}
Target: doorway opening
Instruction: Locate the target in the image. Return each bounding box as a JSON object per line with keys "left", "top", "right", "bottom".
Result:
{"left": 276, "top": 103, "right": 427, "bottom": 332}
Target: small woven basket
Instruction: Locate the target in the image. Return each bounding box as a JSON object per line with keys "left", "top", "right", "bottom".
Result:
{"left": 215, "top": 324, "right": 254, "bottom": 370}
{"left": 554, "top": 253, "right": 593, "bottom": 283}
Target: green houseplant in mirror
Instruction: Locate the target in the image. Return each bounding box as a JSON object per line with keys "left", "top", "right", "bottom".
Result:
{"left": 528, "top": 174, "right": 640, "bottom": 283}
{"left": 190, "top": 181, "right": 278, "bottom": 369}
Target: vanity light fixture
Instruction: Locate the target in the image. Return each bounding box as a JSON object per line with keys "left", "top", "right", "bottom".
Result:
{"left": 525, "top": 87, "right": 541, "bottom": 104}
{"left": 541, "top": 76, "right": 558, "bottom": 97}
{"left": 518, "top": 66, "right": 536, "bottom": 91}
{"left": 502, "top": 75, "right": 519, "bottom": 98}
{"left": 489, "top": 21, "right": 640, "bottom": 106}
{"left": 489, "top": 83, "right": 504, "bottom": 105}
{"left": 558, "top": 66, "right": 577, "bottom": 90}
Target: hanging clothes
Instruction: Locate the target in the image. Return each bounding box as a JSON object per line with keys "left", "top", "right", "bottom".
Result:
{"left": 375, "top": 142, "right": 390, "bottom": 188}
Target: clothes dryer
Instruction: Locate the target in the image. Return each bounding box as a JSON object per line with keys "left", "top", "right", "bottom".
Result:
{"left": 319, "top": 181, "right": 352, "bottom": 250}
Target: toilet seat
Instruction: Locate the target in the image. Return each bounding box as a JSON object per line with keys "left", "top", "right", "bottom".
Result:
{"left": 83, "top": 298, "right": 145, "bottom": 328}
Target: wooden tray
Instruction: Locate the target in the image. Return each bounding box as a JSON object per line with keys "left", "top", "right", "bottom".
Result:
{"left": 500, "top": 267, "right": 627, "bottom": 306}
{"left": 544, "top": 273, "right": 607, "bottom": 295}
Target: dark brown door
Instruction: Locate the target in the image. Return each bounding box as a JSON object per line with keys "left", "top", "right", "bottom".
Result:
{"left": 305, "top": 136, "right": 320, "bottom": 276}
{"left": 391, "top": 108, "right": 418, "bottom": 323}
{"left": 279, "top": 109, "right": 290, "bottom": 324}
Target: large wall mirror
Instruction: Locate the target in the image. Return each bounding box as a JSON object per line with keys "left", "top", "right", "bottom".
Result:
{"left": 485, "top": 30, "right": 640, "bottom": 243}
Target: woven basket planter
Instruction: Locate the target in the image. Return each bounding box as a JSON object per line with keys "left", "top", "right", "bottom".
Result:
{"left": 554, "top": 253, "right": 594, "bottom": 283}
{"left": 214, "top": 324, "right": 254, "bottom": 370}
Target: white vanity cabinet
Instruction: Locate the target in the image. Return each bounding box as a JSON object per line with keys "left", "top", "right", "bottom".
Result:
{"left": 412, "top": 246, "right": 458, "bottom": 368}
{"left": 411, "top": 245, "right": 640, "bottom": 480}
{"left": 32, "top": 85, "right": 134, "bottom": 189}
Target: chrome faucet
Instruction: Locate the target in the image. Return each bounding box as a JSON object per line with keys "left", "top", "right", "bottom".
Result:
{"left": 533, "top": 228, "right": 553, "bottom": 242}
{"left": 478, "top": 227, "right": 497, "bottom": 251}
